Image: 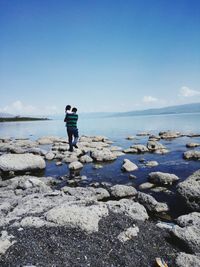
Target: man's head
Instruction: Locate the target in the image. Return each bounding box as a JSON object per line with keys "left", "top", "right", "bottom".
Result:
{"left": 65, "top": 105, "right": 71, "bottom": 111}
{"left": 72, "top": 107, "right": 77, "bottom": 113}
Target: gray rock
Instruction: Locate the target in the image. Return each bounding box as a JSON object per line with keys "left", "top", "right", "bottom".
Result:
{"left": 68, "top": 161, "right": 83, "bottom": 170}
{"left": 159, "top": 131, "right": 181, "bottom": 139}
{"left": 183, "top": 150, "right": 200, "bottom": 160}
{"left": 62, "top": 186, "right": 110, "bottom": 201}
{"left": 145, "top": 161, "right": 159, "bottom": 167}
{"left": 62, "top": 155, "right": 78, "bottom": 163}
{"left": 130, "top": 144, "right": 149, "bottom": 153}
{"left": 123, "top": 148, "right": 138, "bottom": 153}
{"left": 175, "top": 252, "right": 200, "bottom": 267}
{"left": 176, "top": 212, "right": 200, "bottom": 227}
{"left": 148, "top": 171, "right": 179, "bottom": 185}
{"left": 126, "top": 136, "right": 136, "bottom": 140}
{"left": 146, "top": 141, "right": 167, "bottom": 152}
{"left": 55, "top": 161, "right": 62, "bottom": 166}
{"left": 171, "top": 225, "right": 200, "bottom": 254}
{"left": 117, "top": 226, "right": 139, "bottom": 243}
{"left": 139, "top": 182, "right": 154, "bottom": 190}
{"left": 106, "top": 199, "right": 149, "bottom": 221}
{"left": 122, "top": 159, "right": 138, "bottom": 172}
{"left": 91, "top": 149, "right": 117, "bottom": 162}
{"left": 0, "top": 231, "right": 16, "bottom": 255}
{"left": 156, "top": 221, "right": 174, "bottom": 231}
{"left": 110, "top": 185, "right": 137, "bottom": 198}
{"left": 45, "top": 152, "right": 55, "bottom": 160}
{"left": 80, "top": 155, "right": 93, "bottom": 163}
{"left": 136, "top": 132, "right": 150, "bottom": 136}
{"left": 137, "top": 192, "right": 169, "bottom": 213}
{"left": 37, "top": 136, "right": 62, "bottom": 145}
{"left": 45, "top": 201, "right": 109, "bottom": 233}
{"left": 177, "top": 170, "right": 200, "bottom": 211}
{"left": 0, "top": 153, "right": 46, "bottom": 172}
{"left": 186, "top": 143, "right": 200, "bottom": 148}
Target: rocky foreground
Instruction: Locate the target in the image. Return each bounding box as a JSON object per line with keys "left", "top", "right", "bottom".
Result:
{"left": 0, "top": 132, "right": 200, "bottom": 266}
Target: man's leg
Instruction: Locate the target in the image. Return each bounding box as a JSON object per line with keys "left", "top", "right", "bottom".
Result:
{"left": 67, "top": 128, "right": 73, "bottom": 152}
{"left": 72, "top": 128, "right": 79, "bottom": 148}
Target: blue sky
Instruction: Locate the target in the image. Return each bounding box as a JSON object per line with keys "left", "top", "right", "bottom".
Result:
{"left": 0, "top": 0, "right": 200, "bottom": 115}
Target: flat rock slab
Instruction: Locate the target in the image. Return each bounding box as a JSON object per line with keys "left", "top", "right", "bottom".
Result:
{"left": 0, "top": 153, "right": 46, "bottom": 172}
{"left": 175, "top": 252, "right": 200, "bottom": 267}
{"left": 110, "top": 185, "right": 137, "bottom": 198}
{"left": 45, "top": 201, "right": 109, "bottom": 233}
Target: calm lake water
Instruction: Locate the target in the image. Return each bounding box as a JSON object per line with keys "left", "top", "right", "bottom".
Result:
{"left": 0, "top": 113, "right": 200, "bottom": 217}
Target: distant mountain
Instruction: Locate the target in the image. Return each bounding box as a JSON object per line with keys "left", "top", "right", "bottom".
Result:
{"left": 0, "top": 112, "right": 15, "bottom": 118}
{"left": 110, "top": 103, "right": 200, "bottom": 117}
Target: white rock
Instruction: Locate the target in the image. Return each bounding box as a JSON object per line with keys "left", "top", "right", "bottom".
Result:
{"left": 183, "top": 150, "right": 200, "bottom": 160}
{"left": 139, "top": 182, "right": 154, "bottom": 190}
{"left": 45, "top": 201, "right": 109, "bottom": 233}
{"left": 106, "top": 199, "right": 148, "bottom": 221}
{"left": 118, "top": 226, "right": 139, "bottom": 243}
{"left": 148, "top": 171, "right": 179, "bottom": 185}
{"left": 80, "top": 155, "right": 93, "bottom": 163}
{"left": 130, "top": 144, "right": 149, "bottom": 153}
{"left": 68, "top": 161, "right": 83, "bottom": 170}
{"left": 110, "top": 185, "right": 137, "bottom": 198}
{"left": 45, "top": 152, "right": 55, "bottom": 160}
{"left": 0, "top": 153, "right": 46, "bottom": 172}
{"left": 138, "top": 192, "right": 169, "bottom": 213}
{"left": 91, "top": 149, "right": 117, "bottom": 162}
{"left": 0, "top": 231, "right": 16, "bottom": 255}
{"left": 122, "top": 159, "right": 138, "bottom": 172}
{"left": 145, "top": 161, "right": 159, "bottom": 167}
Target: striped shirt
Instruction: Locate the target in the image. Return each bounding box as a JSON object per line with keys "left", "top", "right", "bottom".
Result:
{"left": 65, "top": 113, "right": 78, "bottom": 128}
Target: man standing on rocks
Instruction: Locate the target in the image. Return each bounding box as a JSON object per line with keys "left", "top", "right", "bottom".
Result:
{"left": 64, "top": 106, "right": 79, "bottom": 152}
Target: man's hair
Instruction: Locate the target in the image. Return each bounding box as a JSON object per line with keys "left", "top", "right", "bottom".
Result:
{"left": 72, "top": 107, "right": 77, "bottom": 113}
{"left": 65, "top": 105, "right": 71, "bottom": 111}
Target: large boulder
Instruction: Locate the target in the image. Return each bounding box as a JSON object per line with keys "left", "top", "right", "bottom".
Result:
{"left": 177, "top": 170, "right": 200, "bottom": 211}
{"left": 148, "top": 171, "right": 179, "bottom": 186}
{"left": 0, "top": 153, "right": 46, "bottom": 172}
{"left": 171, "top": 225, "right": 200, "bottom": 254}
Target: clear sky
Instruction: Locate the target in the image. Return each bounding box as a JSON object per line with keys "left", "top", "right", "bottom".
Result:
{"left": 0, "top": 0, "right": 200, "bottom": 115}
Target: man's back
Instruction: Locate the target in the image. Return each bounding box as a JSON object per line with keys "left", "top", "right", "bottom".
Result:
{"left": 65, "top": 112, "right": 78, "bottom": 128}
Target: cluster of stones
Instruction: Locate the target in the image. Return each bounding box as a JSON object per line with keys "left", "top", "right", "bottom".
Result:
{"left": 0, "top": 132, "right": 200, "bottom": 265}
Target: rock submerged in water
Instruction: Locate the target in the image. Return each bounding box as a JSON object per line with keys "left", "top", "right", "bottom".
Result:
{"left": 0, "top": 153, "right": 46, "bottom": 173}
{"left": 148, "top": 171, "right": 179, "bottom": 186}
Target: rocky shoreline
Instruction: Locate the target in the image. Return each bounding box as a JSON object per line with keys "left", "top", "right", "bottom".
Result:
{"left": 0, "top": 131, "right": 200, "bottom": 266}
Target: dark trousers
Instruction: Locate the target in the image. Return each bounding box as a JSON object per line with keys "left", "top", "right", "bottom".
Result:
{"left": 67, "top": 127, "right": 79, "bottom": 150}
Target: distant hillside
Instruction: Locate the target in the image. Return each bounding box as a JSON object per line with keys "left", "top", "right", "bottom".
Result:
{"left": 0, "top": 112, "right": 15, "bottom": 118}
{"left": 111, "top": 103, "right": 200, "bottom": 117}
{"left": 0, "top": 116, "right": 50, "bottom": 122}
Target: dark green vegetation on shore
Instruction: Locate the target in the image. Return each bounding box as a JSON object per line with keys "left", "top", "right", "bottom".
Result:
{"left": 0, "top": 117, "right": 50, "bottom": 122}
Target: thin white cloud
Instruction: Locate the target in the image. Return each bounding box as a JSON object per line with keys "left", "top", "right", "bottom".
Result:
{"left": 0, "top": 101, "right": 60, "bottom": 116}
{"left": 142, "top": 96, "right": 158, "bottom": 103}
{"left": 179, "top": 86, "right": 200, "bottom": 97}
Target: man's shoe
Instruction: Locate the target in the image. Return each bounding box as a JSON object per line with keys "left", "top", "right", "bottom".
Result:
{"left": 73, "top": 144, "right": 78, "bottom": 148}
{"left": 68, "top": 148, "right": 73, "bottom": 152}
